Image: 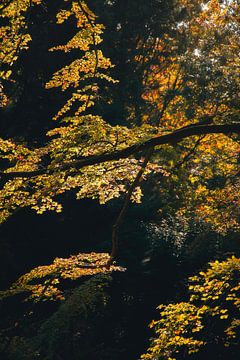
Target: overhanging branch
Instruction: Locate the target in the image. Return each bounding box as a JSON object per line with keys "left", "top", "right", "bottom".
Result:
{"left": 1, "top": 123, "right": 239, "bottom": 180}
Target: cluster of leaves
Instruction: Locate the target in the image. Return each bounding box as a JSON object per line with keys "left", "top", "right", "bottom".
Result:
{"left": 0, "top": 0, "right": 239, "bottom": 232}
{"left": 183, "top": 134, "right": 239, "bottom": 232}
{"left": 0, "top": 0, "right": 42, "bottom": 103}
{"left": 0, "top": 117, "right": 164, "bottom": 222}
{"left": 33, "top": 274, "right": 113, "bottom": 359}
{"left": 141, "top": 0, "right": 240, "bottom": 232}
{"left": 177, "top": 0, "right": 240, "bottom": 230}
{"left": 0, "top": 274, "right": 113, "bottom": 360}
{"left": 0, "top": 252, "right": 125, "bottom": 302}
{"left": 0, "top": 0, "right": 166, "bottom": 223}
{"left": 45, "top": 0, "right": 117, "bottom": 120}
{"left": 141, "top": 256, "right": 240, "bottom": 360}
{"left": 0, "top": 2, "right": 239, "bottom": 359}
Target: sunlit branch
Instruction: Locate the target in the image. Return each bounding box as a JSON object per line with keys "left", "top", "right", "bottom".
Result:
{"left": 1, "top": 123, "right": 239, "bottom": 181}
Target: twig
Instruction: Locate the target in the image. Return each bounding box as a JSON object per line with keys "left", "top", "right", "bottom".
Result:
{"left": 173, "top": 135, "right": 205, "bottom": 170}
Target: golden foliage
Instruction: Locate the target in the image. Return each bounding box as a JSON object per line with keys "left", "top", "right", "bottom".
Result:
{"left": 0, "top": 0, "right": 239, "bottom": 233}
{"left": 0, "top": 252, "right": 125, "bottom": 302}
{"left": 45, "top": 0, "right": 116, "bottom": 120}
{"left": 0, "top": 0, "right": 42, "bottom": 99}
{"left": 141, "top": 256, "right": 240, "bottom": 360}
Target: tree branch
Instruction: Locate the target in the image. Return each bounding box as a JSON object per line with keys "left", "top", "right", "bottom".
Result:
{"left": 77, "top": 0, "right": 99, "bottom": 111}
{"left": 173, "top": 135, "right": 205, "bottom": 170}
{"left": 1, "top": 123, "right": 239, "bottom": 180}
{"left": 109, "top": 148, "right": 154, "bottom": 262}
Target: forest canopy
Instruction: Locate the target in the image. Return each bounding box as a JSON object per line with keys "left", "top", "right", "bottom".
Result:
{"left": 0, "top": 1, "right": 239, "bottom": 359}
{"left": 0, "top": 0, "right": 239, "bottom": 236}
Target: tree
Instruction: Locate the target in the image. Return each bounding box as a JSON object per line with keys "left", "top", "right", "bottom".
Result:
{"left": 0, "top": 2, "right": 239, "bottom": 359}
{"left": 0, "top": 0, "right": 239, "bottom": 261}
{"left": 141, "top": 256, "right": 240, "bottom": 360}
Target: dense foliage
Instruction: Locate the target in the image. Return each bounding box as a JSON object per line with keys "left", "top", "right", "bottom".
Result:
{"left": 0, "top": 0, "right": 239, "bottom": 359}
{"left": 142, "top": 256, "right": 240, "bottom": 360}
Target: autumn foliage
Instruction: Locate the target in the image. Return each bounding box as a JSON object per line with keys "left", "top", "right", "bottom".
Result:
{"left": 0, "top": 1, "right": 239, "bottom": 359}
{"left": 141, "top": 256, "right": 240, "bottom": 360}
{"left": 0, "top": 0, "right": 239, "bottom": 234}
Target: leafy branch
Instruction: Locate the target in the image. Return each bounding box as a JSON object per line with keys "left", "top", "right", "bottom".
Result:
{"left": 1, "top": 123, "right": 239, "bottom": 181}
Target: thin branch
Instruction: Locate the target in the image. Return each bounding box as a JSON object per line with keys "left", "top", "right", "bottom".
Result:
{"left": 0, "top": 0, "right": 33, "bottom": 70}
{"left": 157, "top": 65, "right": 181, "bottom": 126}
{"left": 77, "top": 0, "right": 99, "bottom": 111}
{"left": 173, "top": 135, "right": 205, "bottom": 170}
{"left": 109, "top": 147, "right": 154, "bottom": 262}
{"left": 1, "top": 123, "right": 239, "bottom": 181}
